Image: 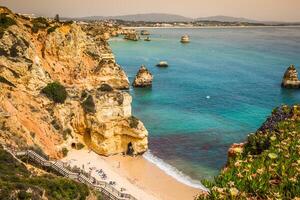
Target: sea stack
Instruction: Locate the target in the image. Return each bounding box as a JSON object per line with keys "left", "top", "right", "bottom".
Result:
{"left": 124, "top": 32, "right": 140, "bottom": 41}
{"left": 181, "top": 35, "right": 190, "bottom": 43}
{"left": 281, "top": 65, "right": 300, "bottom": 88}
{"left": 133, "top": 65, "right": 153, "bottom": 87}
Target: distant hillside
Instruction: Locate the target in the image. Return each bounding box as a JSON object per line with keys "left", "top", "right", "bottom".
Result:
{"left": 70, "top": 13, "right": 300, "bottom": 25}
{"left": 80, "top": 13, "right": 192, "bottom": 22}
{"left": 195, "top": 15, "right": 259, "bottom": 23}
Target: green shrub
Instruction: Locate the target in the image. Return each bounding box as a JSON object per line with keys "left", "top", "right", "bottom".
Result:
{"left": 31, "top": 17, "right": 49, "bottom": 33}
{"left": 0, "top": 13, "right": 16, "bottom": 29}
{"left": 47, "top": 25, "right": 58, "bottom": 34}
{"left": 62, "top": 148, "right": 68, "bottom": 157}
{"left": 98, "top": 84, "right": 113, "bottom": 92}
{"left": 42, "top": 82, "right": 67, "bottom": 103}
{"left": 129, "top": 116, "right": 139, "bottom": 129}
{"left": 62, "top": 128, "right": 72, "bottom": 140}
{"left": 76, "top": 142, "right": 85, "bottom": 150}
{"left": 82, "top": 95, "right": 96, "bottom": 113}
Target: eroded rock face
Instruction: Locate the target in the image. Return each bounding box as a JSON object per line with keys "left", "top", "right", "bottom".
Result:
{"left": 124, "top": 32, "right": 140, "bottom": 41}
{"left": 0, "top": 7, "right": 148, "bottom": 157}
{"left": 132, "top": 65, "right": 153, "bottom": 87}
{"left": 281, "top": 65, "right": 300, "bottom": 88}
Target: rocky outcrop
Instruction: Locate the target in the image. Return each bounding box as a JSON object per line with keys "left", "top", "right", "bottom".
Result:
{"left": 81, "top": 88, "right": 148, "bottom": 156}
{"left": 124, "top": 32, "right": 140, "bottom": 41}
{"left": 0, "top": 7, "right": 148, "bottom": 158}
{"left": 132, "top": 65, "right": 153, "bottom": 87}
{"left": 281, "top": 65, "right": 300, "bottom": 88}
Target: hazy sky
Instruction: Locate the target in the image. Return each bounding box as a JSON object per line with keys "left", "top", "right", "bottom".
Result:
{"left": 1, "top": 0, "right": 300, "bottom": 22}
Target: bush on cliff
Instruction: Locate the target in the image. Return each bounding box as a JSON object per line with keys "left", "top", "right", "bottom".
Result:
{"left": 0, "top": 13, "right": 16, "bottom": 38}
{"left": 198, "top": 105, "right": 300, "bottom": 200}
{"left": 0, "top": 13, "right": 16, "bottom": 28}
{"left": 129, "top": 116, "right": 139, "bottom": 129}
{"left": 98, "top": 83, "right": 113, "bottom": 92}
{"left": 42, "top": 82, "right": 67, "bottom": 103}
{"left": 82, "top": 95, "right": 96, "bottom": 113}
{"left": 31, "top": 17, "right": 49, "bottom": 33}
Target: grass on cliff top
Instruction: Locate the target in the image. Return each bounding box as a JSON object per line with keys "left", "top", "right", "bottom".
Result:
{"left": 42, "top": 82, "right": 67, "bottom": 103}
{"left": 0, "top": 146, "right": 97, "bottom": 200}
{"left": 198, "top": 105, "right": 300, "bottom": 200}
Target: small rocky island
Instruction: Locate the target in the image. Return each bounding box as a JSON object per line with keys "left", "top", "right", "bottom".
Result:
{"left": 281, "top": 64, "right": 300, "bottom": 88}
{"left": 181, "top": 35, "right": 190, "bottom": 43}
{"left": 124, "top": 31, "right": 140, "bottom": 41}
{"left": 132, "top": 65, "right": 153, "bottom": 87}
{"left": 140, "top": 30, "right": 150, "bottom": 35}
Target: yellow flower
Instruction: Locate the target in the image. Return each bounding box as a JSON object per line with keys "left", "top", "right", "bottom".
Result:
{"left": 257, "top": 168, "right": 265, "bottom": 174}
{"left": 229, "top": 187, "right": 239, "bottom": 196}
{"left": 268, "top": 153, "right": 278, "bottom": 159}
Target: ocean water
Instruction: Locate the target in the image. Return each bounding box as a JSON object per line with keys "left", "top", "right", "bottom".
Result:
{"left": 109, "top": 27, "right": 300, "bottom": 186}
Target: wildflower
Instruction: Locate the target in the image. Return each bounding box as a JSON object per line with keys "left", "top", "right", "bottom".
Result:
{"left": 289, "top": 177, "right": 297, "bottom": 183}
{"left": 268, "top": 153, "right": 278, "bottom": 159}
{"left": 229, "top": 187, "right": 239, "bottom": 196}
{"left": 270, "top": 136, "right": 277, "bottom": 141}
{"left": 251, "top": 173, "right": 257, "bottom": 178}
{"left": 237, "top": 172, "right": 243, "bottom": 178}
{"left": 228, "top": 181, "right": 235, "bottom": 187}
{"left": 234, "top": 161, "right": 241, "bottom": 167}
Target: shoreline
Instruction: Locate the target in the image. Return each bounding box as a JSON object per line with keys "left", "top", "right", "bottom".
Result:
{"left": 62, "top": 149, "right": 204, "bottom": 200}
{"left": 123, "top": 25, "right": 300, "bottom": 29}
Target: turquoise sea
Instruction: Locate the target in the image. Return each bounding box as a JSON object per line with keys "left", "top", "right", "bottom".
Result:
{"left": 109, "top": 27, "right": 300, "bottom": 186}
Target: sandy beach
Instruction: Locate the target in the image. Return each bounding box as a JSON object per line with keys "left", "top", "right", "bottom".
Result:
{"left": 62, "top": 149, "right": 202, "bottom": 200}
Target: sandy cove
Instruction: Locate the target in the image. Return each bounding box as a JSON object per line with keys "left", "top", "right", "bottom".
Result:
{"left": 62, "top": 149, "right": 201, "bottom": 200}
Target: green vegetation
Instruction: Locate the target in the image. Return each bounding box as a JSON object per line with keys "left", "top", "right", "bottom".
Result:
{"left": 47, "top": 25, "right": 59, "bottom": 34}
{"left": 98, "top": 84, "right": 113, "bottom": 92}
{"left": 62, "top": 128, "right": 72, "bottom": 140}
{"left": 0, "top": 146, "right": 91, "bottom": 200}
{"left": 82, "top": 95, "right": 96, "bottom": 113}
{"left": 31, "top": 17, "right": 49, "bottom": 33}
{"left": 129, "top": 116, "right": 139, "bottom": 129}
{"left": 76, "top": 142, "right": 85, "bottom": 150}
{"left": 0, "top": 13, "right": 16, "bottom": 38}
{"left": 0, "top": 13, "right": 16, "bottom": 28}
{"left": 41, "top": 82, "right": 67, "bottom": 103}
{"left": 62, "top": 147, "right": 68, "bottom": 157}
{"left": 198, "top": 105, "right": 300, "bottom": 200}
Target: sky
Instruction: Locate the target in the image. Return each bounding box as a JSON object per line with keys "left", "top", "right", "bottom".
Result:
{"left": 1, "top": 0, "right": 300, "bottom": 22}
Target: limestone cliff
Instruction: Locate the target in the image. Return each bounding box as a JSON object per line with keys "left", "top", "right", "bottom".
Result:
{"left": 281, "top": 64, "right": 300, "bottom": 88}
{"left": 0, "top": 7, "right": 148, "bottom": 157}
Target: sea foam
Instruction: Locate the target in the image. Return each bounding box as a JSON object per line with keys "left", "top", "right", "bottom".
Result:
{"left": 143, "top": 150, "right": 209, "bottom": 191}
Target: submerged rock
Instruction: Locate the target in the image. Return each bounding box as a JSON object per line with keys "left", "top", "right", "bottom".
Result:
{"left": 281, "top": 64, "right": 300, "bottom": 88}
{"left": 132, "top": 65, "right": 153, "bottom": 87}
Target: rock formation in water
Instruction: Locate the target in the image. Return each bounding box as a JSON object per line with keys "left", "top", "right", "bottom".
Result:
{"left": 281, "top": 64, "right": 300, "bottom": 88}
{"left": 124, "top": 31, "right": 140, "bottom": 41}
{"left": 132, "top": 65, "right": 153, "bottom": 87}
{"left": 0, "top": 7, "right": 148, "bottom": 157}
